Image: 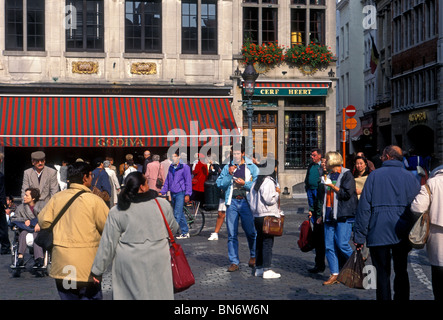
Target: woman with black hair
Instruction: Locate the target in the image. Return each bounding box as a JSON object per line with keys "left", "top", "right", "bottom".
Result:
{"left": 91, "top": 171, "right": 179, "bottom": 300}
{"left": 248, "top": 159, "right": 283, "bottom": 279}
{"left": 353, "top": 156, "right": 370, "bottom": 198}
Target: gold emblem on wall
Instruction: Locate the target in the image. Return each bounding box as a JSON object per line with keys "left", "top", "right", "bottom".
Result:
{"left": 131, "top": 62, "right": 157, "bottom": 75}
{"left": 72, "top": 61, "right": 98, "bottom": 74}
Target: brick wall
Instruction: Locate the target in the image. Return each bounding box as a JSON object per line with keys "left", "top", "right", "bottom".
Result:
{"left": 391, "top": 38, "right": 438, "bottom": 76}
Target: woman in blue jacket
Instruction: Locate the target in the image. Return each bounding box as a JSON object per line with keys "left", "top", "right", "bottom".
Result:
{"left": 321, "top": 151, "right": 358, "bottom": 285}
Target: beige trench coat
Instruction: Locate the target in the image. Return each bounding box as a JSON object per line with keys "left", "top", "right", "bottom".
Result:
{"left": 38, "top": 183, "right": 109, "bottom": 282}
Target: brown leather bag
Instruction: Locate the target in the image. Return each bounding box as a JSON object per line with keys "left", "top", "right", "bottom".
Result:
{"left": 92, "top": 169, "right": 111, "bottom": 202}
{"left": 262, "top": 215, "right": 285, "bottom": 237}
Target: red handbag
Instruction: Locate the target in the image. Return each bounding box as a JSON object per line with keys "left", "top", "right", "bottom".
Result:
{"left": 155, "top": 199, "right": 195, "bottom": 293}
{"left": 297, "top": 219, "right": 314, "bottom": 252}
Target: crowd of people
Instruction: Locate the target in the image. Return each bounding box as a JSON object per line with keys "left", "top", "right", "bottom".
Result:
{"left": 0, "top": 142, "right": 442, "bottom": 301}
{"left": 304, "top": 146, "right": 443, "bottom": 301}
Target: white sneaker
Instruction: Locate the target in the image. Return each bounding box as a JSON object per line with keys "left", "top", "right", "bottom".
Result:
{"left": 263, "top": 270, "right": 281, "bottom": 279}
{"left": 208, "top": 233, "right": 219, "bottom": 241}
{"left": 176, "top": 233, "right": 190, "bottom": 239}
{"left": 254, "top": 268, "right": 264, "bottom": 277}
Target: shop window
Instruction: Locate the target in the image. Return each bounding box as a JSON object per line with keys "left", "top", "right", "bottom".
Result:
{"left": 5, "top": 0, "right": 45, "bottom": 51}
{"left": 66, "top": 0, "right": 104, "bottom": 52}
{"left": 284, "top": 112, "right": 325, "bottom": 169}
{"left": 125, "top": 0, "right": 162, "bottom": 53}
{"left": 182, "top": 0, "right": 218, "bottom": 55}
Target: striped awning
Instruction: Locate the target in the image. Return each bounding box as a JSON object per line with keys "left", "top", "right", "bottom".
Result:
{"left": 0, "top": 96, "right": 239, "bottom": 147}
{"left": 253, "top": 81, "right": 331, "bottom": 89}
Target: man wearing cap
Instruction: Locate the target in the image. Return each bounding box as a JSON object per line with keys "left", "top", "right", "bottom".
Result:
{"left": 21, "top": 151, "right": 59, "bottom": 205}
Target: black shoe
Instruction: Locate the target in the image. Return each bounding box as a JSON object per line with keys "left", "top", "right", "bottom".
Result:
{"left": 17, "top": 258, "right": 24, "bottom": 267}
{"left": 308, "top": 266, "right": 325, "bottom": 273}
{"left": 34, "top": 258, "right": 44, "bottom": 268}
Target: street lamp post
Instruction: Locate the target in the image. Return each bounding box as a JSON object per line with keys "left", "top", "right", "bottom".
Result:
{"left": 242, "top": 63, "right": 259, "bottom": 157}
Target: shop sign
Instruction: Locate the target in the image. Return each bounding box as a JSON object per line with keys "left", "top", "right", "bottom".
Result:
{"left": 97, "top": 137, "right": 144, "bottom": 147}
{"left": 253, "top": 88, "right": 328, "bottom": 97}
{"left": 408, "top": 111, "right": 427, "bottom": 124}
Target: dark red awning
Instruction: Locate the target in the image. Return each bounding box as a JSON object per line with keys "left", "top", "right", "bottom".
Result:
{"left": 0, "top": 96, "right": 239, "bottom": 147}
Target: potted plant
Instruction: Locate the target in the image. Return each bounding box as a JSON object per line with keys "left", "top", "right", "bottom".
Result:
{"left": 285, "top": 41, "right": 333, "bottom": 75}
{"left": 241, "top": 41, "right": 285, "bottom": 73}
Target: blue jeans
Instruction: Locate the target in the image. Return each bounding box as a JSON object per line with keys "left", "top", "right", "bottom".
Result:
{"left": 306, "top": 188, "right": 318, "bottom": 212}
{"left": 324, "top": 219, "right": 354, "bottom": 274}
{"left": 226, "top": 198, "right": 256, "bottom": 265}
{"left": 55, "top": 280, "right": 103, "bottom": 300}
{"left": 171, "top": 191, "right": 188, "bottom": 234}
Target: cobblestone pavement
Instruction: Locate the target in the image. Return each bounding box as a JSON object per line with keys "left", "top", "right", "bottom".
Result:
{"left": 0, "top": 196, "right": 435, "bottom": 301}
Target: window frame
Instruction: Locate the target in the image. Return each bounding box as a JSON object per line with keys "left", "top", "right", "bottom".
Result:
{"left": 289, "top": 0, "right": 326, "bottom": 46}
{"left": 125, "top": 0, "right": 162, "bottom": 53}
{"left": 5, "top": 0, "right": 45, "bottom": 52}
{"left": 181, "top": 0, "right": 218, "bottom": 55}
{"left": 65, "top": 0, "right": 104, "bottom": 52}
{"left": 242, "top": 0, "right": 278, "bottom": 45}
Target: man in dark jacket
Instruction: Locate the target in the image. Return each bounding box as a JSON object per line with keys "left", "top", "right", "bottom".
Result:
{"left": 304, "top": 148, "right": 326, "bottom": 273}
{"left": 354, "top": 145, "right": 421, "bottom": 300}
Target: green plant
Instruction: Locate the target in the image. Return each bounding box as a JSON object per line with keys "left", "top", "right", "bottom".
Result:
{"left": 285, "top": 42, "right": 333, "bottom": 69}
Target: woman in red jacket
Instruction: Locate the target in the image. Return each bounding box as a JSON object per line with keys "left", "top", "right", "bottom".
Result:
{"left": 191, "top": 154, "right": 208, "bottom": 205}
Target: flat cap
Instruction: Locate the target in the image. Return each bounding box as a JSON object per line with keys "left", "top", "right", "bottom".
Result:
{"left": 31, "top": 151, "right": 46, "bottom": 160}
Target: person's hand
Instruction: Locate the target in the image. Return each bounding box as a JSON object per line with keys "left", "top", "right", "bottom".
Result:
{"left": 228, "top": 165, "right": 237, "bottom": 175}
{"left": 90, "top": 273, "right": 102, "bottom": 284}
{"left": 276, "top": 187, "right": 281, "bottom": 193}
{"left": 321, "top": 176, "right": 332, "bottom": 185}
{"left": 185, "top": 195, "right": 190, "bottom": 203}
{"left": 34, "top": 223, "right": 40, "bottom": 232}
{"left": 308, "top": 211, "right": 312, "bottom": 219}
{"left": 25, "top": 220, "right": 31, "bottom": 227}
{"left": 354, "top": 243, "right": 363, "bottom": 251}
{"left": 234, "top": 177, "right": 245, "bottom": 186}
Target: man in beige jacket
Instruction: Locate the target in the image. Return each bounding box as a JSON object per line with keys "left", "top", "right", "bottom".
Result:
{"left": 38, "top": 162, "right": 109, "bottom": 300}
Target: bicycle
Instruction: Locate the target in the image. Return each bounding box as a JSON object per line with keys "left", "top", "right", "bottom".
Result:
{"left": 158, "top": 195, "right": 205, "bottom": 236}
{"left": 183, "top": 200, "right": 205, "bottom": 236}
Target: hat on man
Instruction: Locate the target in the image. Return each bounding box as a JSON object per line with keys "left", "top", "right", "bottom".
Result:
{"left": 31, "top": 151, "right": 46, "bottom": 161}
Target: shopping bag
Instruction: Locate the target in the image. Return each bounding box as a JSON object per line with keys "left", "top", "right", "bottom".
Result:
{"left": 337, "top": 250, "right": 365, "bottom": 289}
{"left": 409, "top": 184, "right": 431, "bottom": 249}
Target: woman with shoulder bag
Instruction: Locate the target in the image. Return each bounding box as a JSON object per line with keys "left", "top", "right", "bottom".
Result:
{"left": 411, "top": 168, "right": 443, "bottom": 300}
{"left": 91, "top": 172, "right": 179, "bottom": 300}
{"left": 248, "top": 158, "right": 282, "bottom": 279}
{"left": 320, "top": 151, "right": 358, "bottom": 285}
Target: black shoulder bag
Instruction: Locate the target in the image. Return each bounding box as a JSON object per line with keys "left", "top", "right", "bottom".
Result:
{"left": 35, "top": 190, "right": 86, "bottom": 252}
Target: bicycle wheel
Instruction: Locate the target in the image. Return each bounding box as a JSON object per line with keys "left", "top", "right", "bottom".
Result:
{"left": 184, "top": 201, "right": 205, "bottom": 236}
